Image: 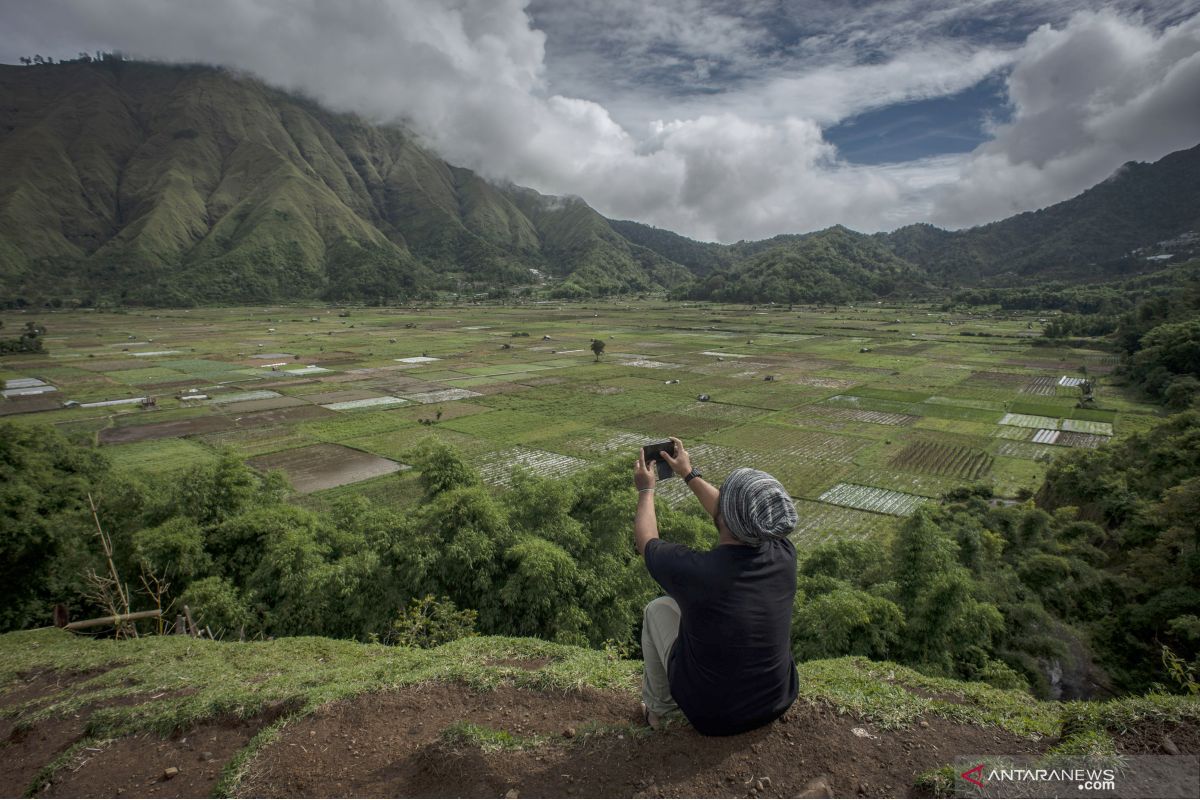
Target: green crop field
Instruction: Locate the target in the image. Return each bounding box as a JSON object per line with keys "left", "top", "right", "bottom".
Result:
{"left": 1, "top": 301, "right": 1162, "bottom": 546}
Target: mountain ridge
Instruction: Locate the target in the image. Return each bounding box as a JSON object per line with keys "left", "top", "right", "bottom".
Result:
{"left": 1, "top": 58, "right": 1198, "bottom": 305}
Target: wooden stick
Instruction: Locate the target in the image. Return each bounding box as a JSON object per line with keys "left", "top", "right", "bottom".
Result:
{"left": 65, "top": 609, "right": 162, "bottom": 631}
{"left": 87, "top": 493, "right": 130, "bottom": 616}
{"left": 183, "top": 605, "right": 198, "bottom": 637}
{"left": 174, "top": 615, "right": 187, "bottom": 635}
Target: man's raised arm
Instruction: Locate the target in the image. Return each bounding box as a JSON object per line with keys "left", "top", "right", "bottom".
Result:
{"left": 633, "top": 447, "right": 659, "bottom": 555}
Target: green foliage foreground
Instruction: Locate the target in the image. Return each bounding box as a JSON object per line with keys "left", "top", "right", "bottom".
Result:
{"left": 2, "top": 409, "right": 1197, "bottom": 700}
{"left": 0, "top": 424, "right": 711, "bottom": 652}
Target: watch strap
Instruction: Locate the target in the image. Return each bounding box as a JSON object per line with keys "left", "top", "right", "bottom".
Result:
{"left": 684, "top": 468, "right": 702, "bottom": 484}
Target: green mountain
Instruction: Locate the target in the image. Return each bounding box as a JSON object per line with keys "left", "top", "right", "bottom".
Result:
{"left": 683, "top": 225, "right": 931, "bottom": 304}
{"left": 2, "top": 57, "right": 1198, "bottom": 306}
{"left": 877, "top": 144, "right": 1200, "bottom": 284}
{"left": 0, "top": 59, "right": 682, "bottom": 305}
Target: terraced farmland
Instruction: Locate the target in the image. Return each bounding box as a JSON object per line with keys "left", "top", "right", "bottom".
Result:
{"left": 2, "top": 301, "right": 1157, "bottom": 550}
{"left": 889, "top": 441, "right": 994, "bottom": 480}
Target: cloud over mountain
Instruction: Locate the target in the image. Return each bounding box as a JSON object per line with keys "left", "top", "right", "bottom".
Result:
{"left": 1, "top": 0, "right": 1196, "bottom": 241}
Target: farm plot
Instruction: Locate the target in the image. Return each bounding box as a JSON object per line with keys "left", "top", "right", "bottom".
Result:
{"left": 822, "top": 395, "right": 917, "bottom": 416}
{"left": 1056, "top": 431, "right": 1110, "bottom": 448}
{"left": 247, "top": 443, "right": 408, "bottom": 493}
{"left": 612, "top": 411, "right": 731, "bottom": 439}
{"left": 343, "top": 426, "right": 493, "bottom": 462}
{"left": 99, "top": 414, "right": 238, "bottom": 444}
{"left": 208, "top": 390, "right": 281, "bottom": 404}
{"left": 221, "top": 395, "right": 311, "bottom": 413}
{"left": 1020, "top": 376, "right": 1059, "bottom": 396}
{"left": 674, "top": 401, "right": 767, "bottom": 421}
{"left": 0, "top": 394, "right": 63, "bottom": 415}
{"left": 764, "top": 459, "right": 855, "bottom": 499}
{"left": 995, "top": 440, "right": 1057, "bottom": 460}
{"left": 322, "top": 396, "right": 409, "bottom": 411}
{"left": 104, "top": 438, "right": 220, "bottom": 475}
{"left": 808, "top": 406, "right": 919, "bottom": 426}
{"left": 910, "top": 402, "right": 1000, "bottom": 423}
{"left": 783, "top": 375, "right": 857, "bottom": 390}
{"left": 107, "top": 367, "right": 192, "bottom": 385}
{"left": 442, "top": 408, "right": 591, "bottom": 445}
{"left": 714, "top": 383, "right": 819, "bottom": 411}
{"left": 539, "top": 428, "right": 649, "bottom": 459}
{"left": 1061, "top": 418, "right": 1114, "bottom": 436}
{"left": 195, "top": 425, "right": 316, "bottom": 457}
{"left": 614, "top": 357, "right": 684, "bottom": 370}
{"left": 790, "top": 499, "right": 895, "bottom": 548}
{"left": 844, "top": 466, "right": 964, "bottom": 498}
{"left": 298, "top": 409, "right": 415, "bottom": 442}
{"left": 401, "top": 388, "right": 483, "bottom": 404}
{"left": 477, "top": 447, "right": 591, "bottom": 487}
{"left": 889, "top": 441, "right": 994, "bottom": 480}
{"left": 707, "top": 424, "right": 873, "bottom": 464}
{"left": 1031, "top": 429, "right": 1060, "bottom": 444}
{"left": 998, "top": 413, "right": 1060, "bottom": 429}
{"left": 817, "top": 483, "right": 927, "bottom": 516}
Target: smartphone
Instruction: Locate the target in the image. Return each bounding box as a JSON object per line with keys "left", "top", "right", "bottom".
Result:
{"left": 642, "top": 440, "right": 675, "bottom": 480}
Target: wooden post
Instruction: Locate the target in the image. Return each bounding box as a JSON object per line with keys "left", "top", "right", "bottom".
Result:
{"left": 174, "top": 615, "right": 187, "bottom": 635}
{"left": 64, "top": 609, "right": 162, "bottom": 631}
{"left": 183, "top": 605, "right": 198, "bottom": 637}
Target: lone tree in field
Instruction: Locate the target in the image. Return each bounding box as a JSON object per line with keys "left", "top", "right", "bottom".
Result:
{"left": 591, "top": 339, "right": 605, "bottom": 362}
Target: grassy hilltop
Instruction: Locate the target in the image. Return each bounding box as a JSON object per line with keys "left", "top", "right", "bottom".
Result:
{"left": 2, "top": 628, "right": 1198, "bottom": 798}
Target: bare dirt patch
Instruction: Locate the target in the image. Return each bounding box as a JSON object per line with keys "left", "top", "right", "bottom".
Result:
{"left": 247, "top": 443, "right": 407, "bottom": 493}
{"left": 99, "top": 405, "right": 335, "bottom": 444}
{"left": 220, "top": 396, "right": 310, "bottom": 413}
{"left": 0, "top": 672, "right": 196, "bottom": 798}
{"left": 0, "top": 395, "right": 64, "bottom": 415}
{"left": 37, "top": 712, "right": 278, "bottom": 799}
{"left": 100, "top": 416, "right": 237, "bottom": 444}
{"left": 1111, "top": 719, "right": 1200, "bottom": 756}
{"left": 0, "top": 669, "right": 111, "bottom": 712}
{"left": 236, "top": 685, "right": 1046, "bottom": 798}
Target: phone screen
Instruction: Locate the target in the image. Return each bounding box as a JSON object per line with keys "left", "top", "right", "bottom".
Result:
{"left": 642, "top": 441, "right": 675, "bottom": 480}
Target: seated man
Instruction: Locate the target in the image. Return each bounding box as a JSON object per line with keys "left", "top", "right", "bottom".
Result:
{"left": 633, "top": 437, "right": 798, "bottom": 735}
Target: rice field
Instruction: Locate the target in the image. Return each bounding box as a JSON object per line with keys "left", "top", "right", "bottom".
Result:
{"left": 1, "top": 300, "right": 1157, "bottom": 549}
{"left": 817, "top": 483, "right": 928, "bottom": 516}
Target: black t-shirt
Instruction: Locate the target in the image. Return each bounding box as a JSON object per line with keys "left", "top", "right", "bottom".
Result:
{"left": 644, "top": 536, "right": 798, "bottom": 736}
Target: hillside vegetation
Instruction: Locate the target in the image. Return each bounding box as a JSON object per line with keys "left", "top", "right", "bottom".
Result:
{"left": 0, "top": 59, "right": 680, "bottom": 305}
{"left": 2, "top": 58, "right": 1198, "bottom": 306}
{"left": 2, "top": 628, "right": 1197, "bottom": 797}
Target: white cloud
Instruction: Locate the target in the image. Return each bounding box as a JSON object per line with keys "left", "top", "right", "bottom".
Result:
{"left": 0, "top": 1, "right": 1197, "bottom": 242}
{"left": 929, "top": 9, "right": 1200, "bottom": 228}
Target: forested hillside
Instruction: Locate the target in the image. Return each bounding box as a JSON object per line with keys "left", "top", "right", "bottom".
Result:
{"left": 0, "top": 58, "right": 683, "bottom": 305}
{"left": 2, "top": 57, "right": 1198, "bottom": 307}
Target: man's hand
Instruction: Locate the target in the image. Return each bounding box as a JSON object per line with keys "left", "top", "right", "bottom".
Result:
{"left": 634, "top": 447, "right": 657, "bottom": 491}
{"left": 659, "top": 436, "right": 692, "bottom": 478}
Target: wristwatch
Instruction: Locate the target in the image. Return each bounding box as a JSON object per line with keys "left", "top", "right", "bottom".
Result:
{"left": 684, "top": 468, "right": 702, "bottom": 484}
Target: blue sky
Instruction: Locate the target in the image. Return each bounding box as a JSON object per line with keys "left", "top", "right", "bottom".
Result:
{"left": 2, "top": 0, "right": 1198, "bottom": 241}
{"left": 823, "top": 76, "right": 1010, "bottom": 164}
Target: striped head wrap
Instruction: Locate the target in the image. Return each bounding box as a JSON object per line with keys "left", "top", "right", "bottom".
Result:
{"left": 717, "top": 468, "right": 797, "bottom": 545}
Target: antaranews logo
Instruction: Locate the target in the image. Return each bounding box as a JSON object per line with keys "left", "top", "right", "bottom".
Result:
{"left": 960, "top": 762, "right": 1118, "bottom": 793}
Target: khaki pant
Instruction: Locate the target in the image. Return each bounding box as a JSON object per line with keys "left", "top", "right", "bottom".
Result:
{"left": 641, "top": 596, "right": 681, "bottom": 717}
